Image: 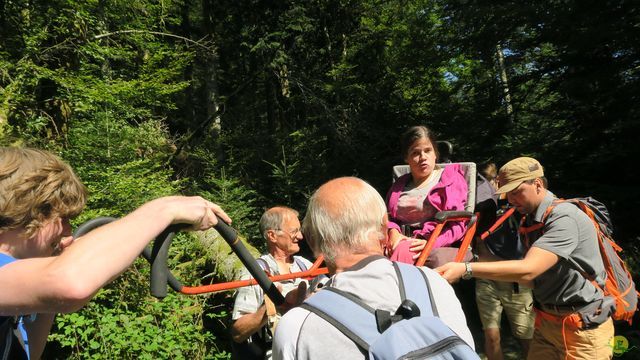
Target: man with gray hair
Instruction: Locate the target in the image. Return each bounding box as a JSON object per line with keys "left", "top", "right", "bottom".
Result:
{"left": 272, "top": 177, "right": 474, "bottom": 359}
{"left": 231, "top": 206, "right": 312, "bottom": 360}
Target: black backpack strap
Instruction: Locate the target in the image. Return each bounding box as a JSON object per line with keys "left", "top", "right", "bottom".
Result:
{"left": 1, "top": 316, "right": 12, "bottom": 360}
{"left": 1, "top": 316, "right": 27, "bottom": 360}
{"left": 301, "top": 263, "right": 439, "bottom": 351}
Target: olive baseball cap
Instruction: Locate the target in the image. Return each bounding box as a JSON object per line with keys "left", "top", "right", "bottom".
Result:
{"left": 495, "top": 157, "right": 544, "bottom": 194}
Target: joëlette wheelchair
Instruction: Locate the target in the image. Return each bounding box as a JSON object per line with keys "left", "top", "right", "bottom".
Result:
{"left": 73, "top": 145, "right": 511, "bottom": 303}
{"left": 390, "top": 162, "right": 478, "bottom": 267}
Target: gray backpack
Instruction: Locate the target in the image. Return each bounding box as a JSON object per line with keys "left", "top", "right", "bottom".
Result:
{"left": 301, "top": 262, "right": 479, "bottom": 360}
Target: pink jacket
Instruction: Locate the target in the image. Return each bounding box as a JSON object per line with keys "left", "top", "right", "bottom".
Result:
{"left": 386, "top": 164, "right": 468, "bottom": 248}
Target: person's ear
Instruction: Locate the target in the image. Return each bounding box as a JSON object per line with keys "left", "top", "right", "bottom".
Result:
{"left": 535, "top": 178, "right": 543, "bottom": 194}
{"left": 266, "top": 229, "right": 278, "bottom": 243}
{"left": 380, "top": 214, "right": 390, "bottom": 248}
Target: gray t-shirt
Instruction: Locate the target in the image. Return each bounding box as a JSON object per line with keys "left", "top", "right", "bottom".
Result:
{"left": 528, "top": 192, "right": 606, "bottom": 306}
{"left": 272, "top": 256, "right": 474, "bottom": 360}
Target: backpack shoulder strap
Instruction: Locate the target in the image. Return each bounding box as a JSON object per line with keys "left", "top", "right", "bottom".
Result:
{"left": 255, "top": 257, "right": 271, "bottom": 275}
{"left": 1, "top": 315, "right": 15, "bottom": 360}
{"left": 0, "top": 255, "right": 28, "bottom": 360}
{"left": 534, "top": 199, "right": 563, "bottom": 225}
{"left": 393, "top": 262, "right": 438, "bottom": 317}
{"left": 300, "top": 262, "right": 439, "bottom": 351}
{"left": 301, "top": 287, "right": 376, "bottom": 351}
{"left": 518, "top": 199, "right": 564, "bottom": 244}
{"left": 293, "top": 257, "right": 308, "bottom": 272}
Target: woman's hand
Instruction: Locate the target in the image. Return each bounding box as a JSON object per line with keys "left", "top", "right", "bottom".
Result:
{"left": 409, "top": 239, "right": 428, "bottom": 260}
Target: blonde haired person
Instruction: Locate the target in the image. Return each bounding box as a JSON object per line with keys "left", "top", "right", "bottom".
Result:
{"left": 0, "top": 147, "right": 231, "bottom": 359}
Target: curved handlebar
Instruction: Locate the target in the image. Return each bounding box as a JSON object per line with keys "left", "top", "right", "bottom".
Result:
{"left": 150, "top": 218, "right": 285, "bottom": 304}
{"left": 74, "top": 215, "right": 286, "bottom": 305}
{"left": 73, "top": 217, "right": 185, "bottom": 292}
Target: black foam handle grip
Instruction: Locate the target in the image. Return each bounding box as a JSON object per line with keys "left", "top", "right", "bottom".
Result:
{"left": 214, "top": 217, "right": 285, "bottom": 306}
{"left": 76, "top": 216, "right": 285, "bottom": 304}
{"left": 141, "top": 247, "right": 183, "bottom": 292}
{"left": 150, "top": 225, "right": 183, "bottom": 298}
{"left": 74, "top": 217, "right": 184, "bottom": 293}
{"left": 73, "top": 217, "right": 118, "bottom": 238}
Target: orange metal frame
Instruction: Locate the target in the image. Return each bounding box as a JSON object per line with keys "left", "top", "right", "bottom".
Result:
{"left": 185, "top": 213, "right": 478, "bottom": 295}
{"left": 179, "top": 256, "right": 329, "bottom": 295}
{"left": 414, "top": 214, "right": 478, "bottom": 266}
{"left": 479, "top": 207, "right": 515, "bottom": 241}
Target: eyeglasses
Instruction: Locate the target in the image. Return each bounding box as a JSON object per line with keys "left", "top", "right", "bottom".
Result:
{"left": 275, "top": 228, "right": 301, "bottom": 238}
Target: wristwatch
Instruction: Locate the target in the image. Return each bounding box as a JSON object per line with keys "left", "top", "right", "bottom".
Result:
{"left": 462, "top": 262, "right": 473, "bottom": 280}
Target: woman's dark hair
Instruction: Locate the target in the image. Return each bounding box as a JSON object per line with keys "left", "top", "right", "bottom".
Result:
{"left": 400, "top": 126, "right": 439, "bottom": 160}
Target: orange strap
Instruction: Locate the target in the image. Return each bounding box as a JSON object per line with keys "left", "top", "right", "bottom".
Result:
{"left": 534, "top": 308, "right": 584, "bottom": 360}
{"left": 517, "top": 204, "right": 555, "bottom": 248}
{"left": 534, "top": 308, "right": 583, "bottom": 328}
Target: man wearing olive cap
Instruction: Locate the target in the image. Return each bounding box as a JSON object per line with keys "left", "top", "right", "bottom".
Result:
{"left": 437, "top": 157, "right": 614, "bottom": 360}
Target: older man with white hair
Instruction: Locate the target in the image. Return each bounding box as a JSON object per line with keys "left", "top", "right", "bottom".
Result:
{"left": 231, "top": 206, "right": 312, "bottom": 360}
{"left": 272, "top": 177, "right": 473, "bottom": 360}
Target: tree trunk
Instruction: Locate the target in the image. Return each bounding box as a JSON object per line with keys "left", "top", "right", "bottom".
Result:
{"left": 196, "top": 229, "right": 261, "bottom": 281}
{"left": 496, "top": 44, "right": 514, "bottom": 124}
{"left": 202, "top": 0, "right": 221, "bottom": 132}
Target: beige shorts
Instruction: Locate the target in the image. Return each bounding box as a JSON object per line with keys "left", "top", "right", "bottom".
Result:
{"left": 475, "top": 278, "right": 535, "bottom": 339}
{"left": 529, "top": 315, "right": 614, "bottom": 360}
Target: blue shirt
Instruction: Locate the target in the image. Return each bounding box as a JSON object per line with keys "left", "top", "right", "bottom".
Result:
{"left": 0, "top": 253, "right": 32, "bottom": 360}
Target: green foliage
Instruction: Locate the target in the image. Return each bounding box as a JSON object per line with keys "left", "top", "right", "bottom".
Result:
{"left": 50, "top": 292, "right": 215, "bottom": 359}
{"left": 49, "top": 233, "right": 230, "bottom": 359}
{"left": 2, "top": 0, "right": 639, "bottom": 358}
{"left": 199, "top": 168, "right": 261, "bottom": 246}
{"left": 264, "top": 146, "right": 302, "bottom": 205}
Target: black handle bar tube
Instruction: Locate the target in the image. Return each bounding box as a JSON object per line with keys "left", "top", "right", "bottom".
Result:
{"left": 75, "top": 216, "right": 285, "bottom": 305}
{"left": 74, "top": 217, "right": 184, "bottom": 293}
{"left": 73, "top": 217, "right": 118, "bottom": 238}
{"left": 150, "top": 225, "right": 184, "bottom": 298}
{"left": 212, "top": 217, "right": 285, "bottom": 305}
